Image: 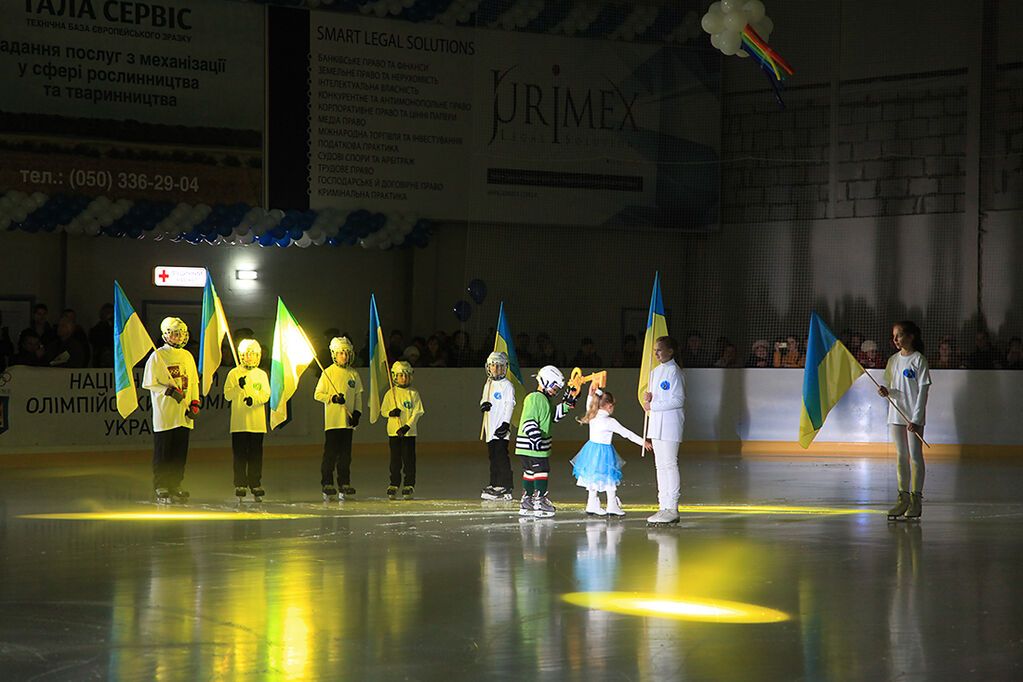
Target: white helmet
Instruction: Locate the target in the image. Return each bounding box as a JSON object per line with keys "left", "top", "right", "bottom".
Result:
{"left": 238, "top": 339, "right": 261, "bottom": 369}
{"left": 391, "top": 360, "right": 414, "bottom": 387}
{"left": 329, "top": 336, "right": 355, "bottom": 367}
{"left": 160, "top": 317, "right": 188, "bottom": 348}
{"left": 535, "top": 365, "right": 564, "bottom": 391}
{"left": 485, "top": 351, "right": 509, "bottom": 380}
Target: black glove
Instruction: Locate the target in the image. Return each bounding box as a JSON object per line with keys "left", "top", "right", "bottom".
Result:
{"left": 331, "top": 393, "right": 346, "bottom": 405}
{"left": 185, "top": 400, "right": 200, "bottom": 420}
{"left": 238, "top": 376, "right": 246, "bottom": 389}
{"left": 396, "top": 424, "right": 410, "bottom": 436}
{"left": 165, "top": 386, "right": 185, "bottom": 403}
{"left": 563, "top": 391, "right": 578, "bottom": 408}
{"left": 350, "top": 410, "right": 361, "bottom": 427}
{"left": 494, "top": 422, "right": 510, "bottom": 439}
{"left": 389, "top": 408, "right": 402, "bottom": 417}
{"left": 244, "top": 396, "right": 253, "bottom": 407}
{"left": 480, "top": 401, "right": 492, "bottom": 413}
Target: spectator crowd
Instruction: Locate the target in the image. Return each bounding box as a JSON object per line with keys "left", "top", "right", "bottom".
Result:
{"left": 3, "top": 303, "right": 1020, "bottom": 374}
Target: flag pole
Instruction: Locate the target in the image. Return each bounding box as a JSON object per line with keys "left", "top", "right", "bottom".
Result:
{"left": 639, "top": 366, "right": 653, "bottom": 458}
{"left": 859, "top": 369, "right": 929, "bottom": 447}
{"left": 480, "top": 378, "right": 492, "bottom": 442}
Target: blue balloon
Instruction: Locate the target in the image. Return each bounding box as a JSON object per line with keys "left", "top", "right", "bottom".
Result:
{"left": 467, "top": 278, "right": 487, "bottom": 305}
{"left": 258, "top": 232, "right": 276, "bottom": 247}
{"left": 453, "top": 300, "right": 472, "bottom": 322}
{"left": 276, "top": 235, "right": 291, "bottom": 247}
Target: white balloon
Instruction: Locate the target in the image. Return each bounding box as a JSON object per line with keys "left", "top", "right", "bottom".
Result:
{"left": 269, "top": 208, "right": 285, "bottom": 220}
{"left": 31, "top": 192, "right": 48, "bottom": 208}
{"left": 710, "top": 32, "right": 723, "bottom": 49}
{"left": 707, "top": 1, "right": 723, "bottom": 14}
{"left": 754, "top": 15, "right": 773, "bottom": 37}
{"left": 720, "top": 0, "right": 743, "bottom": 12}
{"left": 737, "top": 48, "right": 749, "bottom": 57}
{"left": 719, "top": 30, "right": 742, "bottom": 54}
{"left": 11, "top": 209, "right": 28, "bottom": 223}
{"left": 723, "top": 10, "right": 747, "bottom": 32}
{"left": 313, "top": 234, "right": 327, "bottom": 246}
{"left": 701, "top": 12, "right": 723, "bottom": 33}
{"left": 744, "top": 0, "right": 766, "bottom": 22}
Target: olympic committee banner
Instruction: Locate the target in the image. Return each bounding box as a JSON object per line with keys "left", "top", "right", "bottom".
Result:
{"left": 0, "top": 0, "right": 264, "bottom": 205}
{"left": 307, "top": 11, "right": 720, "bottom": 229}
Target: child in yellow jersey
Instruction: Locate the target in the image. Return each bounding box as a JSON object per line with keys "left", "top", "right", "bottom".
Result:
{"left": 314, "top": 336, "right": 364, "bottom": 501}
{"left": 223, "top": 339, "right": 271, "bottom": 501}
{"left": 381, "top": 361, "right": 424, "bottom": 499}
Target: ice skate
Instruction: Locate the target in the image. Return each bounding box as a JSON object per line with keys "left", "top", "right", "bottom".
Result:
{"left": 387, "top": 485, "right": 399, "bottom": 500}
{"left": 250, "top": 487, "right": 265, "bottom": 502}
{"left": 519, "top": 493, "right": 535, "bottom": 517}
{"left": 481, "top": 485, "right": 513, "bottom": 501}
{"left": 533, "top": 492, "right": 556, "bottom": 518}
{"left": 235, "top": 486, "right": 248, "bottom": 500}
{"left": 585, "top": 491, "right": 606, "bottom": 517}
{"left": 340, "top": 485, "right": 356, "bottom": 496}
{"left": 887, "top": 490, "right": 910, "bottom": 520}
{"left": 170, "top": 488, "right": 189, "bottom": 503}
{"left": 605, "top": 495, "right": 626, "bottom": 518}
{"left": 155, "top": 488, "right": 172, "bottom": 504}
{"left": 646, "top": 509, "right": 680, "bottom": 525}
{"left": 905, "top": 492, "right": 923, "bottom": 520}
{"left": 401, "top": 486, "right": 415, "bottom": 500}
{"left": 322, "top": 485, "right": 338, "bottom": 502}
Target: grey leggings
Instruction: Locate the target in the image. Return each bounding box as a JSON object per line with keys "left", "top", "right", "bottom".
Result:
{"left": 890, "top": 424, "right": 925, "bottom": 493}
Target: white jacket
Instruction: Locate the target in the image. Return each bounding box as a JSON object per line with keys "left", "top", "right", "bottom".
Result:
{"left": 481, "top": 377, "right": 515, "bottom": 441}
{"left": 646, "top": 360, "right": 685, "bottom": 443}
{"left": 142, "top": 345, "right": 199, "bottom": 432}
{"left": 314, "top": 365, "right": 364, "bottom": 430}
{"left": 586, "top": 394, "right": 645, "bottom": 446}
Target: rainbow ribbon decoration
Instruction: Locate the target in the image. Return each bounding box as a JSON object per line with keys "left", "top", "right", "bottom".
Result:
{"left": 741, "top": 24, "right": 794, "bottom": 82}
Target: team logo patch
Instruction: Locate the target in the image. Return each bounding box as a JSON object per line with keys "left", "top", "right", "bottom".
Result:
{"left": 494, "top": 392, "right": 502, "bottom": 400}
{"left": 903, "top": 368, "right": 917, "bottom": 379}
{"left": 660, "top": 381, "right": 670, "bottom": 390}
{"left": 403, "top": 400, "right": 412, "bottom": 409}
{"left": 348, "top": 379, "right": 356, "bottom": 388}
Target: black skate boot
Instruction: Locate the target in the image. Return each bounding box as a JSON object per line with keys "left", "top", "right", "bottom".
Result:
{"left": 387, "top": 485, "right": 399, "bottom": 500}
{"left": 235, "top": 486, "right": 248, "bottom": 500}
{"left": 340, "top": 485, "right": 356, "bottom": 496}
{"left": 887, "top": 491, "right": 910, "bottom": 520}
{"left": 322, "top": 485, "right": 338, "bottom": 502}
{"left": 250, "top": 487, "right": 265, "bottom": 502}
{"left": 155, "top": 488, "right": 172, "bottom": 504}
{"left": 170, "top": 488, "right": 189, "bottom": 502}
{"left": 533, "top": 492, "right": 556, "bottom": 518}
{"left": 519, "top": 492, "right": 534, "bottom": 517}
{"left": 401, "top": 486, "right": 415, "bottom": 500}
{"left": 905, "top": 492, "right": 923, "bottom": 520}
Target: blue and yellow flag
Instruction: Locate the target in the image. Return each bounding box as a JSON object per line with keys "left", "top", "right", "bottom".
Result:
{"left": 638, "top": 272, "right": 669, "bottom": 407}
{"left": 493, "top": 301, "right": 526, "bottom": 425}
{"left": 198, "top": 270, "right": 232, "bottom": 397}
{"left": 368, "top": 294, "right": 392, "bottom": 424}
{"left": 269, "top": 298, "right": 316, "bottom": 430}
{"left": 799, "top": 312, "right": 865, "bottom": 448}
{"left": 113, "top": 281, "right": 155, "bottom": 419}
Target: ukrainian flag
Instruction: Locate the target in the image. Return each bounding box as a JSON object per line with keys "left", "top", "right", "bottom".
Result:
{"left": 493, "top": 301, "right": 526, "bottom": 425}
{"left": 638, "top": 272, "right": 669, "bottom": 407}
{"left": 367, "top": 294, "right": 391, "bottom": 424}
{"left": 198, "top": 270, "right": 231, "bottom": 397}
{"left": 799, "top": 312, "right": 865, "bottom": 448}
{"left": 113, "top": 280, "right": 155, "bottom": 419}
{"left": 269, "top": 298, "right": 315, "bottom": 430}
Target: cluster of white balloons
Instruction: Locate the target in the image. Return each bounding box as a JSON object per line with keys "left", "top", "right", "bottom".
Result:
{"left": 489, "top": 0, "right": 543, "bottom": 30}
{"left": 435, "top": 0, "right": 479, "bottom": 26}
{"left": 147, "top": 202, "right": 212, "bottom": 240}
{"left": 608, "top": 4, "right": 661, "bottom": 42}
{"left": 360, "top": 0, "right": 418, "bottom": 19}
{"left": 0, "top": 191, "right": 47, "bottom": 231}
{"left": 62, "top": 196, "right": 133, "bottom": 236}
{"left": 700, "top": 0, "right": 773, "bottom": 57}
{"left": 359, "top": 211, "right": 418, "bottom": 250}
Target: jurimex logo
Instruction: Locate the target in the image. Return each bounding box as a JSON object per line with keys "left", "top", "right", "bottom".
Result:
{"left": 489, "top": 65, "right": 639, "bottom": 145}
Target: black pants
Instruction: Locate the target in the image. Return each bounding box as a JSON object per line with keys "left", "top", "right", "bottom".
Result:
{"left": 487, "top": 438, "right": 513, "bottom": 489}
{"left": 232, "top": 432, "right": 264, "bottom": 488}
{"left": 153, "top": 426, "right": 190, "bottom": 490}
{"left": 321, "top": 428, "right": 354, "bottom": 487}
{"left": 389, "top": 436, "right": 416, "bottom": 487}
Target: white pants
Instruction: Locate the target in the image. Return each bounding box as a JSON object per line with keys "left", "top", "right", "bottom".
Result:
{"left": 890, "top": 424, "right": 925, "bottom": 493}
{"left": 652, "top": 438, "right": 681, "bottom": 511}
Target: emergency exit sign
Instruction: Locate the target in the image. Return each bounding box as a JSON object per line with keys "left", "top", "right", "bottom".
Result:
{"left": 154, "top": 266, "right": 207, "bottom": 288}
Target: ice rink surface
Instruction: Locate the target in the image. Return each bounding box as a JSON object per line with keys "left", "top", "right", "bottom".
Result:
{"left": 2, "top": 451, "right": 1023, "bottom": 681}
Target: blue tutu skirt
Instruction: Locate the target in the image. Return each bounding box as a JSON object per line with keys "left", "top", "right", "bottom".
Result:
{"left": 570, "top": 441, "right": 625, "bottom": 492}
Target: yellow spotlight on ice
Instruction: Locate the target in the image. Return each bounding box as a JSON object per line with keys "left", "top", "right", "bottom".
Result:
{"left": 562, "top": 592, "right": 790, "bottom": 624}
{"left": 18, "top": 511, "right": 314, "bottom": 521}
